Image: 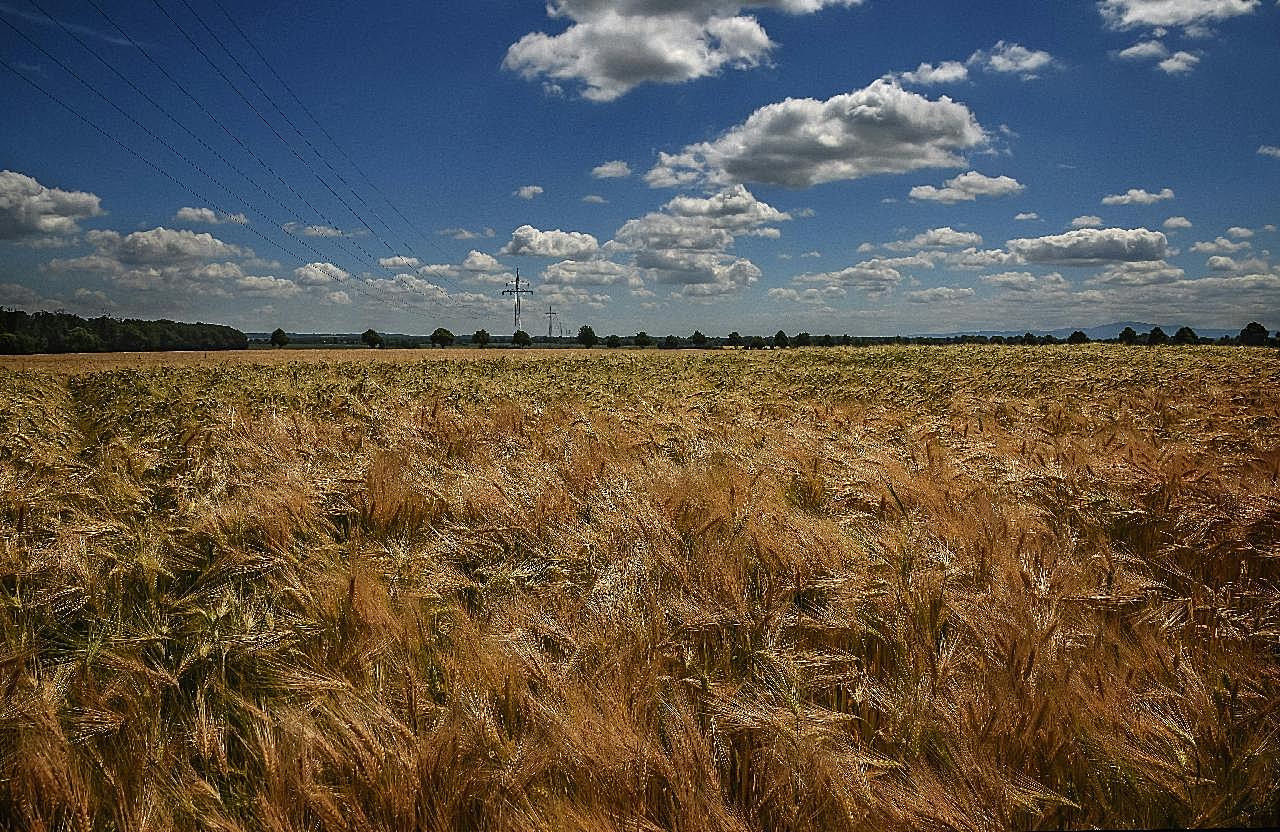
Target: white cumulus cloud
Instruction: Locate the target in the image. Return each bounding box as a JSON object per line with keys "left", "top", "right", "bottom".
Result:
{"left": 897, "top": 60, "right": 969, "bottom": 86}
{"left": 885, "top": 227, "right": 984, "bottom": 251}
{"left": 607, "top": 185, "right": 785, "bottom": 298}
{"left": 175, "top": 206, "right": 248, "bottom": 225}
{"left": 645, "top": 79, "right": 987, "bottom": 189}
{"left": 0, "top": 170, "right": 103, "bottom": 241}
{"left": 981, "top": 271, "right": 1067, "bottom": 292}
{"left": 542, "top": 259, "right": 641, "bottom": 287}
{"left": 501, "top": 225, "right": 601, "bottom": 259}
{"left": 438, "top": 226, "right": 497, "bottom": 240}
{"left": 969, "top": 41, "right": 1055, "bottom": 78}
{"left": 1088, "top": 259, "right": 1186, "bottom": 285}
{"left": 504, "top": 1, "right": 861, "bottom": 102}
{"left": 1101, "top": 187, "right": 1175, "bottom": 205}
{"left": 1099, "top": 0, "right": 1259, "bottom": 31}
{"left": 909, "top": 171, "right": 1025, "bottom": 203}
{"left": 893, "top": 41, "right": 1055, "bottom": 88}
{"left": 293, "top": 262, "right": 350, "bottom": 286}
{"left": 1007, "top": 227, "right": 1169, "bottom": 264}
{"left": 377, "top": 256, "right": 419, "bottom": 269}
{"left": 907, "top": 285, "right": 975, "bottom": 303}
{"left": 591, "top": 160, "right": 632, "bottom": 178}
{"left": 793, "top": 261, "right": 905, "bottom": 296}
{"left": 1158, "top": 50, "right": 1200, "bottom": 73}
{"left": 514, "top": 185, "right": 545, "bottom": 200}
{"left": 1117, "top": 39, "right": 1170, "bottom": 59}
{"left": 1190, "top": 236, "right": 1251, "bottom": 254}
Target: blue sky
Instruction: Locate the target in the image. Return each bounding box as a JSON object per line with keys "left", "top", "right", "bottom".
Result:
{"left": 2, "top": 0, "right": 1278, "bottom": 335}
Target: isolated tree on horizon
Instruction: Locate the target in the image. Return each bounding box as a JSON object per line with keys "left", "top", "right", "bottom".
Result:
{"left": 430, "top": 327, "right": 455, "bottom": 348}
{"left": 270, "top": 328, "right": 289, "bottom": 348}
{"left": 1147, "top": 326, "right": 1169, "bottom": 346}
{"left": 577, "top": 325, "right": 599, "bottom": 347}
{"left": 1118, "top": 326, "right": 1139, "bottom": 345}
{"left": 472, "top": 329, "right": 490, "bottom": 348}
{"left": 690, "top": 330, "right": 708, "bottom": 348}
{"left": 512, "top": 329, "right": 531, "bottom": 347}
{"left": 1172, "top": 326, "right": 1198, "bottom": 345}
{"left": 726, "top": 331, "right": 742, "bottom": 347}
{"left": 773, "top": 330, "right": 789, "bottom": 349}
{"left": 1067, "top": 330, "right": 1089, "bottom": 344}
{"left": 361, "top": 328, "right": 383, "bottom": 348}
{"left": 633, "top": 331, "right": 653, "bottom": 347}
{"left": 1239, "top": 321, "right": 1269, "bottom": 346}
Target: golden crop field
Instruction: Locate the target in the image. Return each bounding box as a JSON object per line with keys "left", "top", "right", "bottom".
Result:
{"left": 1, "top": 346, "right": 1278, "bottom": 831}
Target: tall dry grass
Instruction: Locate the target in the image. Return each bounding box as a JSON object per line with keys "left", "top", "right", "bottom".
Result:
{"left": 1, "top": 345, "right": 1278, "bottom": 830}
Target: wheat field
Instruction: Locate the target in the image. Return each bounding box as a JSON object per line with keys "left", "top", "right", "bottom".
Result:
{"left": 1, "top": 346, "right": 1277, "bottom": 831}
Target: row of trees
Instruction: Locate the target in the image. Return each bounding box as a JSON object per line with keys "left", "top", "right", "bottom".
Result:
{"left": 1, "top": 309, "right": 247, "bottom": 354}
{"left": 272, "top": 322, "right": 1280, "bottom": 352}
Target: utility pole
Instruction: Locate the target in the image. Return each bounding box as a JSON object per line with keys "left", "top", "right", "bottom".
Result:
{"left": 501, "top": 268, "right": 533, "bottom": 333}
{"left": 545, "top": 304, "right": 558, "bottom": 339}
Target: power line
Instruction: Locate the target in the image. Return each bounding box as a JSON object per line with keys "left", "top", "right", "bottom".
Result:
{"left": 22, "top": 0, "right": 339, "bottom": 260}
{"left": 0, "top": 54, "right": 312, "bottom": 266}
{"left": 207, "top": 0, "right": 449, "bottom": 261}
{"left": 142, "top": 0, "right": 385, "bottom": 268}
{"left": 205, "top": 0, "right": 413, "bottom": 254}
{"left": 146, "top": 0, "right": 520, "bottom": 300}
{"left": 80, "top": 0, "right": 377, "bottom": 273}
{"left": 0, "top": 11, "right": 405, "bottom": 280}
{"left": 6, "top": 7, "right": 475, "bottom": 321}
{"left": 173, "top": 0, "right": 394, "bottom": 253}
{"left": 0, "top": 49, "right": 400, "bottom": 312}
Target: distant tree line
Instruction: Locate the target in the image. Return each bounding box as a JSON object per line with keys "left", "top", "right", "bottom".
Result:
{"left": 253, "top": 319, "right": 1280, "bottom": 354}
{"left": 470, "top": 324, "right": 1277, "bottom": 349}
{"left": 0, "top": 308, "right": 247, "bottom": 354}
{"left": 369, "top": 322, "right": 1279, "bottom": 351}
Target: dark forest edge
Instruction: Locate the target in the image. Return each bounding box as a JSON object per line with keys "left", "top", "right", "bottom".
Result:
{"left": 0, "top": 308, "right": 247, "bottom": 354}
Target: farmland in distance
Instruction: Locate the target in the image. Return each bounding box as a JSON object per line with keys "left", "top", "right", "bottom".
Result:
{"left": 2, "top": 346, "right": 1278, "bottom": 830}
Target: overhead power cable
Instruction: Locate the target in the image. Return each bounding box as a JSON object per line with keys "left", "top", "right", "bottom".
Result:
{"left": 79, "top": 0, "right": 366, "bottom": 261}
{"left": 151, "top": 0, "right": 388, "bottom": 264}
{"left": 0, "top": 12, "right": 410, "bottom": 280}
{"left": 0, "top": 54, "right": 314, "bottom": 266}
{"left": 1, "top": 45, "right": 402, "bottom": 310}
{"left": 5, "top": 9, "right": 466, "bottom": 317}
{"left": 203, "top": 0, "right": 411, "bottom": 255}
{"left": 26, "top": 1, "right": 314, "bottom": 237}
{"left": 141, "top": 0, "right": 382, "bottom": 268}
{"left": 207, "top": 0, "right": 445, "bottom": 259}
